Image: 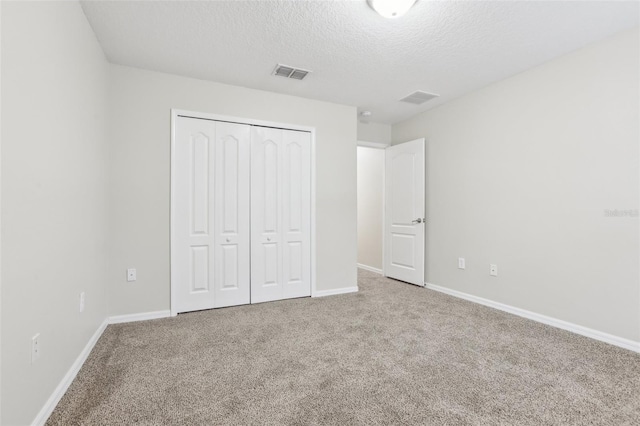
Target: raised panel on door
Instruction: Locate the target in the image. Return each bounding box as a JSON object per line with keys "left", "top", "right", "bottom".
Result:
{"left": 389, "top": 152, "right": 417, "bottom": 271}
{"left": 251, "top": 126, "right": 284, "bottom": 303}
{"left": 214, "top": 122, "right": 251, "bottom": 308}
{"left": 174, "top": 117, "right": 216, "bottom": 313}
{"left": 282, "top": 130, "right": 311, "bottom": 299}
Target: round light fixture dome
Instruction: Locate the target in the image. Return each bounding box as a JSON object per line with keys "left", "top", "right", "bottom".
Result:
{"left": 367, "top": 0, "right": 417, "bottom": 19}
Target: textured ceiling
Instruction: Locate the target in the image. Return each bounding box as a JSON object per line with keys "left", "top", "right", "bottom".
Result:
{"left": 81, "top": 0, "right": 639, "bottom": 124}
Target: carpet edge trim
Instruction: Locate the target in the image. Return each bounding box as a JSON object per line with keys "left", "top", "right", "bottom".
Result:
{"left": 425, "top": 283, "right": 640, "bottom": 353}
{"left": 31, "top": 318, "right": 109, "bottom": 426}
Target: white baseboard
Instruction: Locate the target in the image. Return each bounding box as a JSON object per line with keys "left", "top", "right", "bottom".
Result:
{"left": 108, "top": 310, "right": 171, "bottom": 324}
{"left": 357, "top": 263, "right": 383, "bottom": 275}
{"left": 31, "top": 309, "right": 172, "bottom": 425}
{"left": 31, "top": 318, "right": 109, "bottom": 426}
{"left": 425, "top": 283, "right": 640, "bottom": 354}
{"left": 313, "top": 286, "right": 359, "bottom": 298}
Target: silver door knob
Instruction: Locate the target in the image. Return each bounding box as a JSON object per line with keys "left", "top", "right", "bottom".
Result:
{"left": 267, "top": 237, "right": 271, "bottom": 241}
{"left": 226, "top": 238, "right": 230, "bottom": 242}
{"left": 412, "top": 218, "right": 423, "bottom": 224}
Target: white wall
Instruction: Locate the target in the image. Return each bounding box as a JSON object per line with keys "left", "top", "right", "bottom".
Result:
{"left": 1, "top": 2, "right": 110, "bottom": 424}
{"left": 107, "top": 64, "right": 357, "bottom": 315}
{"left": 393, "top": 28, "right": 640, "bottom": 342}
{"left": 0, "top": 2, "right": 3, "bottom": 421}
{"left": 357, "top": 147, "right": 384, "bottom": 270}
{"left": 357, "top": 121, "right": 391, "bottom": 145}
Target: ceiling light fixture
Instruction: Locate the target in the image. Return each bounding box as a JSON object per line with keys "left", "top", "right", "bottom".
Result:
{"left": 358, "top": 111, "right": 371, "bottom": 124}
{"left": 367, "top": 0, "right": 417, "bottom": 19}
{"left": 359, "top": 111, "right": 372, "bottom": 123}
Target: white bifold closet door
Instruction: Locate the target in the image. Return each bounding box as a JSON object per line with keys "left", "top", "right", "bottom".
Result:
{"left": 174, "top": 117, "right": 251, "bottom": 313}
{"left": 251, "top": 127, "right": 311, "bottom": 303}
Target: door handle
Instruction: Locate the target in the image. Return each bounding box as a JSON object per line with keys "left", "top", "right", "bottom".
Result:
{"left": 412, "top": 218, "right": 424, "bottom": 224}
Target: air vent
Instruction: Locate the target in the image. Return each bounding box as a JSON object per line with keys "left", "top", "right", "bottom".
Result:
{"left": 400, "top": 91, "right": 439, "bottom": 105}
{"left": 273, "top": 64, "right": 311, "bottom": 80}
{"left": 274, "top": 65, "right": 295, "bottom": 77}
{"left": 289, "top": 69, "right": 309, "bottom": 80}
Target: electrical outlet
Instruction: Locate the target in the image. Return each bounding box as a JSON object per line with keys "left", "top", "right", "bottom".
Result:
{"left": 79, "top": 292, "right": 85, "bottom": 313}
{"left": 31, "top": 334, "right": 40, "bottom": 364}
{"left": 458, "top": 258, "right": 465, "bottom": 269}
{"left": 490, "top": 264, "right": 498, "bottom": 277}
{"left": 127, "top": 268, "right": 137, "bottom": 282}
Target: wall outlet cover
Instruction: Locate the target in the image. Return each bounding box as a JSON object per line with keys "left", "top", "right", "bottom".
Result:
{"left": 127, "top": 268, "right": 137, "bottom": 282}
{"left": 31, "top": 334, "right": 40, "bottom": 364}
{"left": 490, "top": 264, "right": 498, "bottom": 276}
{"left": 458, "top": 258, "right": 465, "bottom": 269}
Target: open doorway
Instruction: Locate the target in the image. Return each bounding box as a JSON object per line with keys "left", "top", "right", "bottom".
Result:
{"left": 357, "top": 142, "right": 386, "bottom": 274}
{"left": 357, "top": 138, "right": 426, "bottom": 286}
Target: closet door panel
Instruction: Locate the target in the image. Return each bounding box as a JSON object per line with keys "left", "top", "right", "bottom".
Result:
{"left": 174, "top": 117, "right": 311, "bottom": 313}
{"left": 174, "top": 117, "right": 217, "bottom": 313}
{"left": 214, "top": 122, "right": 251, "bottom": 308}
{"left": 251, "top": 127, "right": 284, "bottom": 303}
{"left": 282, "top": 130, "right": 311, "bottom": 299}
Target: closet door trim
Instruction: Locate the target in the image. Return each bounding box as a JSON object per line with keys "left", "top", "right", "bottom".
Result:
{"left": 170, "top": 109, "right": 317, "bottom": 316}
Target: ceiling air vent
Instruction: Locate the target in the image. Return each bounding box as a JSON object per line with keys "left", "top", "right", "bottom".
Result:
{"left": 273, "top": 64, "right": 310, "bottom": 80}
{"left": 289, "top": 69, "right": 309, "bottom": 80}
{"left": 399, "top": 91, "right": 439, "bottom": 105}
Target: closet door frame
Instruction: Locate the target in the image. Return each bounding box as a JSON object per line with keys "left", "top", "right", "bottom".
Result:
{"left": 169, "top": 109, "right": 317, "bottom": 317}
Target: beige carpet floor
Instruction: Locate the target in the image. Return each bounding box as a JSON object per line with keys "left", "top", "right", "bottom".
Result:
{"left": 47, "top": 269, "right": 640, "bottom": 425}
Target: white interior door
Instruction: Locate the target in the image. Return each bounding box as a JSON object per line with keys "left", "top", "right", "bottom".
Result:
{"left": 251, "top": 127, "right": 311, "bottom": 303}
{"left": 173, "top": 117, "right": 250, "bottom": 313}
{"left": 384, "top": 139, "right": 425, "bottom": 286}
